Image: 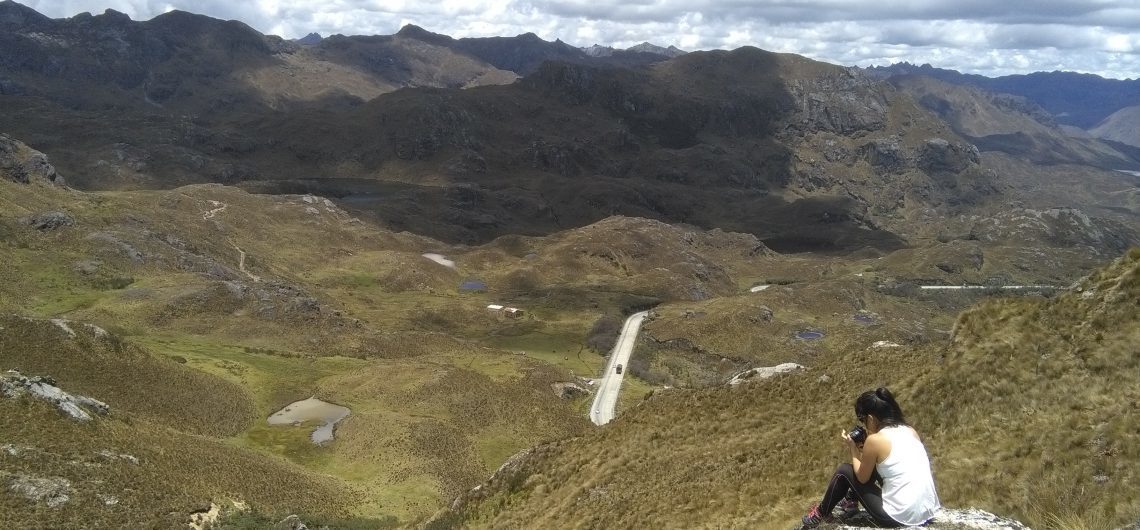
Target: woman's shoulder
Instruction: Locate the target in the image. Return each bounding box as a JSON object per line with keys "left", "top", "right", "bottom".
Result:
{"left": 885, "top": 425, "right": 922, "bottom": 442}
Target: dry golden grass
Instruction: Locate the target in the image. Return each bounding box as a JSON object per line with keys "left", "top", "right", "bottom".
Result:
{"left": 4, "top": 172, "right": 1136, "bottom": 528}
{"left": 0, "top": 399, "right": 359, "bottom": 529}
{"left": 437, "top": 250, "right": 1140, "bottom": 529}
{"left": 0, "top": 316, "right": 256, "bottom": 436}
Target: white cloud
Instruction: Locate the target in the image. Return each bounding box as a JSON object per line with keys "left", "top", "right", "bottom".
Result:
{"left": 20, "top": 0, "right": 1140, "bottom": 79}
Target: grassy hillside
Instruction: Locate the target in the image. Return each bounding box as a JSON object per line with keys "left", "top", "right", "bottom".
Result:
{"left": 434, "top": 249, "right": 1140, "bottom": 529}
{"left": 0, "top": 316, "right": 363, "bottom": 528}
{"left": 4, "top": 131, "right": 1136, "bottom": 527}
{"left": 906, "top": 248, "right": 1140, "bottom": 525}
{"left": 1, "top": 165, "right": 599, "bottom": 524}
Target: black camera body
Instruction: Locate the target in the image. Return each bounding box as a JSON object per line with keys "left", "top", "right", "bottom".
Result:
{"left": 849, "top": 425, "right": 867, "bottom": 444}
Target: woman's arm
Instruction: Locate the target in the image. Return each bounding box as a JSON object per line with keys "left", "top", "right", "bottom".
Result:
{"left": 847, "top": 432, "right": 885, "bottom": 484}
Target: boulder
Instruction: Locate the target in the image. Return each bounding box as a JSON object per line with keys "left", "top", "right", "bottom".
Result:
{"left": 5, "top": 474, "right": 73, "bottom": 508}
{"left": 27, "top": 212, "right": 74, "bottom": 231}
{"left": 859, "top": 138, "right": 907, "bottom": 172}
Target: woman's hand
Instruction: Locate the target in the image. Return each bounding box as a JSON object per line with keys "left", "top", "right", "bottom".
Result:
{"left": 841, "top": 429, "right": 860, "bottom": 455}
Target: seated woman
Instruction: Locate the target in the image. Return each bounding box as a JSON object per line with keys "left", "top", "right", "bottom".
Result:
{"left": 802, "top": 387, "right": 941, "bottom": 528}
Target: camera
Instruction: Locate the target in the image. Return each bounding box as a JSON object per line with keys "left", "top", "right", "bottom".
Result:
{"left": 849, "top": 425, "right": 867, "bottom": 444}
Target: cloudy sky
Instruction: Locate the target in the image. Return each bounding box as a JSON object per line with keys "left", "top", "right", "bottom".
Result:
{"left": 25, "top": 0, "right": 1140, "bottom": 79}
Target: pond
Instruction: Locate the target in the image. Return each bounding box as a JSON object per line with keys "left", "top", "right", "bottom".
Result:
{"left": 267, "top": 397, "right": 351, "bottom": 445}
{"left": 795, "top": 330, "right": 825, "bottom": 340}
{"left": 458, "top": 279, "right": 487, "bottom": 291}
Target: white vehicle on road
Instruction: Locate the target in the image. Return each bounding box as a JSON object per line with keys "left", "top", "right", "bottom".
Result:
{"left": 589, "top": 311, "right": 648, "bottom": 426}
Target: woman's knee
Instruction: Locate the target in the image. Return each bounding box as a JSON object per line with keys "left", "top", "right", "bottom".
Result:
{"left": 834, "top": 463, "right": 855, "bottom": 479}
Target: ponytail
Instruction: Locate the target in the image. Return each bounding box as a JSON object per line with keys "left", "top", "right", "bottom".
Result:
{"left": 856, "top": 387, "right": 907, "bottom": 427}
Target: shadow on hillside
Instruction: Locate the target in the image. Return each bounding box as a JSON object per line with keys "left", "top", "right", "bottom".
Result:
{"left": 239, "top": 50, "right": 906, "bottom": 253}
{"left": 3, "top": 12, "right": 905, "bottom": 254}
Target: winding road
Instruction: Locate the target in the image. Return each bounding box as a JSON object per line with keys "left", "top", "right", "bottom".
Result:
{"left": 589, "top": 311, "right": 649, "bottom": 426}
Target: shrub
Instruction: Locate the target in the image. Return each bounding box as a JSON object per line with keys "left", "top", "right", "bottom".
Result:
{"left": 586, "top": 314, "right": 622, "bottom": 353}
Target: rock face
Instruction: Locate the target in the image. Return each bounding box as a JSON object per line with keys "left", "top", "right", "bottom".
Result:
{"left": 858, "top": 136, "right": 980, "bottom": 175}
{"left": 1, "top": 370, "right": 110, "bottom": 421}
{"left": 0, "top": 133, "right": 64, "bottom": 185}
{"left": 787, "top": 68, "right": 889, "bottom": 134}
{"left": 917, "top": 138, "right": 980, "bottom": 173}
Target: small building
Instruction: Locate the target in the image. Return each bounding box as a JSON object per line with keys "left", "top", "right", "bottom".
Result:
{"left": 486, "top": 304, "right": 504, "bottom": 312}
{"left": 503, "top": 307, "right": 525, "bottom": 318}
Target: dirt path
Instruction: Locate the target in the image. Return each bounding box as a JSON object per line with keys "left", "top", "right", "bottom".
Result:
{"left": 202, "top": 200, "right": 227, "bottom": 220}
{"left": 229, "top": 240, "right": 261, "bottom": 282}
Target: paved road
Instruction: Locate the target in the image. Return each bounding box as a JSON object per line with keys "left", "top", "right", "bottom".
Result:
{"left": 919, "top": 285, "right": 1058, "bottom": 290}
{"left": 589, "top": 311, "right": 649, "bottom": 426}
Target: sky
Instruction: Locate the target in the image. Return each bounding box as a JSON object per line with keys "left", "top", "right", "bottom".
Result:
{"left": 24, "top": 0, "right": 1140, "bottom": 79}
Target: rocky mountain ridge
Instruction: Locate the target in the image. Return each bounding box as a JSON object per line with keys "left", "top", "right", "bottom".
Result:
{"left": 1, "top": 1, "right": 1136, "bottom": 255}
{"left": 863, "top": 62, "right": 1140, "bottom": 130}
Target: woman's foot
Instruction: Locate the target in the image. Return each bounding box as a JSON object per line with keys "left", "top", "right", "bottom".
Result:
{"left": 836, "top": 492, "right": 860, "bottom": 518}
{"left": 801, "top": 503, "right": 833, "bottom": 528}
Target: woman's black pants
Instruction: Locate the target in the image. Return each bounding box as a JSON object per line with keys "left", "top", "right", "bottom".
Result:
{"left": 819, "top": 463, "right": 901, "bottom": 527}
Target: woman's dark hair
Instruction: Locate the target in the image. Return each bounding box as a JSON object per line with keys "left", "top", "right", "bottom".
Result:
{"left": 855, "top": 387, "right": 907, "bottom": 427}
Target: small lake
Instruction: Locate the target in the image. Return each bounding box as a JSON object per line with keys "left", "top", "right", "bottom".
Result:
{"left": 795, "top": 330, "right": 825, "bottom": 340}
{"left": 267, "top": 397, "right": 350, "bottom": 445}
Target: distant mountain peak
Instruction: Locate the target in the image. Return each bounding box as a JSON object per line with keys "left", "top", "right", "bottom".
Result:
{"left": 396, "top": 23, "right": 453, "bottom": 45}
{"left": 627, "top": 42, "right": 686, "bottom": 57}
{"left": 0, "top": 0, "right": 50, "bottom": 28}
{"left": 582, "top": 44, "right": 613, "bottom": 57}
{"left": 581, "top": 42, "right": 686, "bottom": 58}
{"left": 295, "top": 32, "right": 322, "bottom": 45}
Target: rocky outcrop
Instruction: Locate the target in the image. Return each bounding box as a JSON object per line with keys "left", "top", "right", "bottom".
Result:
{"left": 859, "top": 138, "right": 907, "bottom": 171}
{"left": 26, "top": 211, "right": 74, "bottom": 230}
{"left": 970, "top": 207, "right": 1138, "bottom": 254}
{"left": 0, "top": 133, "right": 64, "bottom": 185}
{"left": 86, "top": 232, "right": 145, "bottom": 262}
{"left": 4, "top": 473, "right": 73, "bottom": 508}
{"left": 858, "top": 136, "right": 980, "bottom": 175}
{"left": 834, "top": 507, "right": 1028, "bottom": 529}
{"left": 728, "top": 363, "right": 804, "bottom": 385}
{"left": 917, "top": 138, "right": 980, "bottom": 174}
{"left": 787, "top": 68, "right": 890, "bottom": 134}
{"left": 273, "top": 514, "right": 310, "bottom": 530}
{"left": 1, "top": 370, "right": 110, "bottom": 421}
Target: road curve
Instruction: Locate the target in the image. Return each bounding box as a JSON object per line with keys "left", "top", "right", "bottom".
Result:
{"left": 589, "top": 311, "right": 649, "bottom": 426}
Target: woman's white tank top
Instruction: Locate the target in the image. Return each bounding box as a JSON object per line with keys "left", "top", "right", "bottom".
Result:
{"left": 876, "top": 426, "right": 941, "bottom": 525}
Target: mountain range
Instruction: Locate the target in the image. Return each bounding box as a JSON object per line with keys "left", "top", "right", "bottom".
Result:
{"left": 1, "top": 1, "right": 1138, "bottom": 528}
